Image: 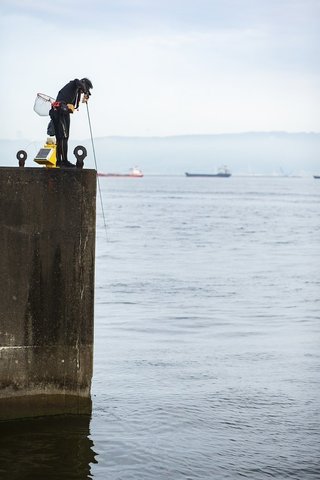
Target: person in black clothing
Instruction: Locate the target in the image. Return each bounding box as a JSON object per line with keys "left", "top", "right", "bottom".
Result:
{"left": 48, "top": 78, "right": 93, "bottom": 168}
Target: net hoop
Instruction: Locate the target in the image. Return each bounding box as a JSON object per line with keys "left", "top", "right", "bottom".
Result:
{"left": 33, "top": 92, "right": 55, "bottom": 116}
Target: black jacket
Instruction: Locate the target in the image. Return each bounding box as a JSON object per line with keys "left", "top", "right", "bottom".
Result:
{"left": 56, "top": 79, "right": 84, "bottom": 109}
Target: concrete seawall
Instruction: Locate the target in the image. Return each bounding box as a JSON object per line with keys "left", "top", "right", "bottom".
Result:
{"left": 0, "top": 167, "right": 96, "bottom": 420}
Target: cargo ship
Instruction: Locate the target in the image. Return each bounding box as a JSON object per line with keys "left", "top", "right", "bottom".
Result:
{"left": 98, "top": 167, "right": 143, "bottom": 178}
{"left": 185, "top": 165, "right": 231, "bottom": 178}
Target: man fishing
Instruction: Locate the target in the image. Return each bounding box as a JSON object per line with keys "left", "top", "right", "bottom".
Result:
{"left": 48, "top": 78, "right": 93, "bottom": 168}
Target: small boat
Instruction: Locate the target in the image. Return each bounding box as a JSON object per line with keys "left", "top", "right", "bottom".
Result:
{"left": 98, "top": 167, "right": 143, "bottom": 178}
{"left": 314, "top": 175, "right": 320, "bottom": 179}
{"left": 185, "top": 165, "right": 231, "bottom": 178}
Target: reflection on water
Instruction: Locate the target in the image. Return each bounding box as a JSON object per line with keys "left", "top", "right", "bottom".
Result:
{"left": 0, "top": 415, "right": 97, "bottom": 479}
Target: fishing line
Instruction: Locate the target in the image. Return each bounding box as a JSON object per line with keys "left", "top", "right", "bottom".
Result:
{"left": 86, "top": 102, "right": 108, "bottom": 240}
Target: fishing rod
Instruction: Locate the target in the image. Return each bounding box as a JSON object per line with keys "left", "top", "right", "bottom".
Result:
{"left": 85, "top": 102, "right": 108, "bottom": 240}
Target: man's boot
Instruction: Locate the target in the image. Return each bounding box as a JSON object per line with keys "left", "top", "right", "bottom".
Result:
{"left": 60, "top": 160, "right": 76, "bottom": 168}
{"left": 60, "top": 139, "right": 76, "bottom": 168}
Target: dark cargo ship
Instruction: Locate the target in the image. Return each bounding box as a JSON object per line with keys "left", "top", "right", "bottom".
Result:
{"left": 185, "top": 165, "right": 231, "bottom": 178}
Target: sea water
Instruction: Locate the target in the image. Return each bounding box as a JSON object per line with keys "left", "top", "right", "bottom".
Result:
{"left": 1, "top": 176, "right": 319, "bottom": 479}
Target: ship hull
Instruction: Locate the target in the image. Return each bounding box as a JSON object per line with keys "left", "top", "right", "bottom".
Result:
{"left": 185, "top": 172, "right": 231, "bottom": 177}
{"left": 97, "top": 173, "right": 143, "bottom": 178}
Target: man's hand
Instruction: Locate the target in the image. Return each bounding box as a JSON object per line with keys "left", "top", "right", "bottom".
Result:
{"left": 67, "top": 103, "right": 75, "bottom": 113}
{"left": 82, "top": 94, "right": 90, "bottom": 103}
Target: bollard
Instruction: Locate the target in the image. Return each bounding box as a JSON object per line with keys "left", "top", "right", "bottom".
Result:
{"left": 74, "top": 145, "right": 87, "bottom": 169}
{"left": 16, "top": 150, "right": 27, "bottom": 167}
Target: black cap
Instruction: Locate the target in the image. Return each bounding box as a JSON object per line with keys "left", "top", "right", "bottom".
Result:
{"left": 80, "top": 78, "right": 93, "bottom": 94}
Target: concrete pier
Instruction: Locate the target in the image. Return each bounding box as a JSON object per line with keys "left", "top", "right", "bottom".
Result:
{"left": 0, "top": 167, "right": 96, "bottom": 420}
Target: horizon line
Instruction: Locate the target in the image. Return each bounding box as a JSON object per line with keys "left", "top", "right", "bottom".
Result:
{"left": 1, "top": 130, "right": 320, "bottom": 142}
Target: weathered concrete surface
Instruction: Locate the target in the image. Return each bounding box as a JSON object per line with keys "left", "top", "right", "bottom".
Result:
{"left": 0, "top": 167, "right": 96, "bottom": 420}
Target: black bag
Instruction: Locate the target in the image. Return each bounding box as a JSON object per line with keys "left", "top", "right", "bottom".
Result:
{"left": 47, "top": 120, "right": 55, "bottom": 136}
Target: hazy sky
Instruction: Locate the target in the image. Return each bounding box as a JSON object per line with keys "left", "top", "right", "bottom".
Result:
{"left": 1, "top": 0, "right": 319, "bottom": 140}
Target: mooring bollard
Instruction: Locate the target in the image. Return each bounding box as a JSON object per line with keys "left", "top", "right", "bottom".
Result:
{"left": 16, "top": 150, "right": 27, "bottom": 167}
{"left": 74, "top": 145, "right": 87, "bottom": 169}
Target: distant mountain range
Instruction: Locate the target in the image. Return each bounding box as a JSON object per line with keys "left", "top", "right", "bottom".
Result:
{"left": 1, "top": 132, "right": 319, "bottom": 175}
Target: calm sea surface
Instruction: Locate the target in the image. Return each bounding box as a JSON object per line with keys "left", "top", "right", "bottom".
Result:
{"left": 1, "top": 176, "right": 320, "bottom": 479}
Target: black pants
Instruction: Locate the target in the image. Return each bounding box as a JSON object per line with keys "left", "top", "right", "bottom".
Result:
{"left": 49, "top": 107, "right": 70, "bottom": 164}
